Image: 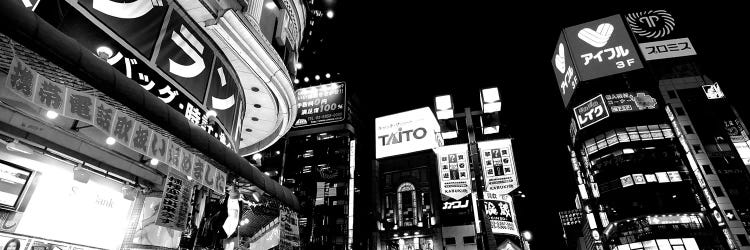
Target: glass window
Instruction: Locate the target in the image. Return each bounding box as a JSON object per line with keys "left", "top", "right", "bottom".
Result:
{"left": 397, "top": 182, "right": 417, "bottom": 227}
{"left": 445, "top": 237, "right": 456, "bottom": 245}
{"left": 684, "top": 125, "right": 694, "bottom": 134}
{"left": 463, "top": 236, "right": 475, "bottom": 244}
{"left": 713, "top": 186, "right": 725, "bottom": 197}
{"left": 596, "top": 135, "right": 607, "bottom": 150}
{"left": 693, "top": 144, "right": 704, "bottom": 154}
{"left": 702, "top": 165, "right": 713, "bottom": 175}
{"left": 638, "top": 126, "right": 652, "bottom": 140}
{"left": 738, "top": 234, "right": 750, "bottom": 246}
{"left": 649, "top": 125, "right": 663, "bottom": 139}
{"left": 675, "top": 107, "right": 686, "bottom": 116}
{"left": 667, "top": 90, "right": 677, "bottom": 99}
{"left": 586, "top": 139, "right": 597, "bottom": 154}
{"left": 628, "top": 127, "right": 640, "bottom": 141}
{"left": 617, "top": 128, "right": 630, "bottom": 142}
{"left": 661, "top": 124, "right": 674, "bottom": 138}
{"left": 606, "top": 130, "right": 618, "bottom": 145}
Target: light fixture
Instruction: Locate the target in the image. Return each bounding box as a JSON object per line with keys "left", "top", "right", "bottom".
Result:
{"left": 522, "top": 231, "right": 532, "bottom": 241}
{"left": 294, "top": 79, "right": 300, "bottom": 84}
{"left": 315, "top": 75, "right": 320, "bottom": 80}
{"left": 187, "top": 175, "right": 193, "bottom": 181}
{"left": 414, "top": 232, "right": 420, "bottom": 235}
{"left": 295, "top": 62, "right": 303, "bottom": 70}
{"left": 325, "top": 73, "right": 331, "bottom": 78}
{"left": 46, "top": 110, "right": 59, "bottom": 119}
{"left": 441, "top": 131, "right": 458, "bottom": 140}
{"left": 434, "top": 95, "right": 454, "bottom": 120}
{"left": 6, "top": 140, "right": 33, "bottom": 154}
{"left": 265, "top": 2, "right": 276, "bottom": 9}
{"left": 304, "top": 77, "right": 309, "bottom": 82}
{"left": 480, "top": 87, "right": 502, "bottom": 113}
{"left": 206, "top": 110, "right": 218, "bottom": 118}
{"left": 264, "top": 172, "right": 271, "bottom": 176}
{"left": 252, "top": 192, "right": 260, "bottom": 202}
{"left": 150, "top": 158, "right": 159, "bottom": 166}
{"left": 622, "top": 148, "right": 635, "bottom": 154}
{"left": 105, "top": 137, "right": 116, "bottom": 145}
{"left": 96, "top": 46, "right": 113, "bottom": 60}
{"left": 73, "top": 163, "right": 91, "bottom": 183}
{"left": 252, "top": 153, "right": 262, "bottom": 161}
{"left": 326, "top": 10, "right": 334, "bottom": 19}
{"left": 122, "top": 185, "right": 137, "bottom": 201}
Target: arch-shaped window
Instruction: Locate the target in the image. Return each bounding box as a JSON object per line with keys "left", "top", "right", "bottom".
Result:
{"left": 397, "top": 182, "right": 418, "bottom": 227}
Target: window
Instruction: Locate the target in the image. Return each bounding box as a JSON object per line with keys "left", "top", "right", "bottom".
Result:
{"left": 713, "top": 186, "right": 725, "bottom": 197}
{"left": 667, "top": 90, "right": 677, "bottom": 99}
{"left": 684, "top": 125, "right": 694, "bottom": 134}
{"left": 445, "top": 237, "right": 456, "bottom": 245}
{"left": 702, "top": 165, "right": 714, "bottom": 174}
{"left": 463, "top": 236, "right": 476, "bottom": 244}
{"left": 737, "top": 234, "right": 750, "bottom": 246}
{"left": 675, "top": 107, "right": 686, "bottom": 116}
{"left": 693, "top": 144, "right": 704, "bottom": 153}
{"left": 397, "top": 182, "right": 417, "bottom": 227}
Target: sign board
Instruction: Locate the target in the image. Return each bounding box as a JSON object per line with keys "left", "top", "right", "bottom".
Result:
{"left": 703, "top": 82, "right": 725, "bottom": 99}
{"left": 375, "top": 107, "right": 442, "bottom": 159}
{"left": 647, "top": 215, "right": 694, "bottom": 225}
{"left": 498, "top": 240, "right": 523, "bottom": 250}
{"left": 483, "top": 192, "right": 519, "bottom": 236}
{"left": 564, "top": 15, "right": 643, "bottom": 81}
{"left": 639, "top": 38, "right": 697, "bottom": 60}
{"left": 279, "top": 206, "right": 301, "bottom": 249}
{"left": 293, "top": 82, "right": 346, "bottom": 127}
{"left": 604, "top": 92, "right": 657, "bottom": 113}
{"left": 434, "top": 144, "right": 472, "bottom": 200}
{"left": 552, "top": 32, "right": 580, "bottom": 107}
{"left": 479, "top": 139, "right": 518, "bottom": 195}
{"left": 156, "top": 170, "right": 194, "bottom": 231}
{"left": 625, "top": 9, "right": 679, "bottom": 42}
{"left": 574, "top": 94, "right": 610, "bottom": 129}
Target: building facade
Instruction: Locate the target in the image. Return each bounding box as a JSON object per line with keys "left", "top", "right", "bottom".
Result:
{"left": 0, "top": 0, "right": 306, "bottom": 248}
{"left": 553, "top": 9, "right": 744, "bottom": 250}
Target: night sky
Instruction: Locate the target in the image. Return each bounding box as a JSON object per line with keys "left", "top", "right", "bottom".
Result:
{"left": 297, "top": 2, "right": 750, "bottom": 248}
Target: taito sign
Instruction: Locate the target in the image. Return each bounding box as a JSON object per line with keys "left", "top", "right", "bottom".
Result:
{"left": 375, "top": 107, "right": 442, "bottom": 159}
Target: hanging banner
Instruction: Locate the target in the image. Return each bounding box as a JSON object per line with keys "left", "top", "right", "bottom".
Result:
{"left": 484, "top": 192, "right": 519, "bottom": 236}
{"left": 214, "top": 170, "right": 227, "bottom": 194}
{"left": 479, "top": 139, "right": 518, "bottom": 195}
{"left": 433, "top": 144, "right": 472, "bottom": 200}
{"left": 156, "top": 170, "right": 193, "bottom": 231}
{"left": 192, "top": 157, "right": 208, "bottom": 183}
{"left": 4, "top": 55, "right": 226, "bottom": 193}
{"left": 279, "top": 206, "right": 301, "bottom": 250}
{"left": 203, "top": 164, "right": 216, "bottom": 190}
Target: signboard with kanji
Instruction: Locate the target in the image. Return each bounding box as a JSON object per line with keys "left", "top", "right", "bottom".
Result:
{"left": 574, "top": 94, "right": 610, "bottom": 129}
{"left": 293, "top": 82, "right": 346, "bottom": 128}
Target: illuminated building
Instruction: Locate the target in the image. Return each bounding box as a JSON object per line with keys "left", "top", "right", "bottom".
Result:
{"left": 553, "top": 9, "right": 742, "bottom": 250}
{"left": 1, "top": 0, "right": 306, "bottom": 248}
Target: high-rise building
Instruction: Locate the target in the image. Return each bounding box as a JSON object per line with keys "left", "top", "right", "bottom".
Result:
{"left": 1, "top": 0, "right": 306, "bottom": 248}
{"left": 553, "top": 9, "right": 744, "bottom": 250}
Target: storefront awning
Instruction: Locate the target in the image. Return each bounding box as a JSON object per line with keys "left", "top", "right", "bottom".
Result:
{"left": 0, "top": 0, "right": 299, "bottom": 211}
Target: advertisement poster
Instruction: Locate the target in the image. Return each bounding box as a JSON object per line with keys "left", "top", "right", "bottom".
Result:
{"left": 484, "top": 192, "right": 519, "bottom": 236}
{"left": 563, "top": 14, "right": 643, "bottom": 81}
{"left": 279, "top": 206, "right": 301, "bottom": 250}
{"left": 552, "top": 32, "right": 580, "bottom": 107}
{"left": 434, "top": 144, "right": 472, "bottom": 201}
{"left": 375, "top": 107, "right": 442, "bottom": 159}
{"left": 638, "top": 38, "right": 697, "bottom": 61}
{"left": 479, "top": 139, "right": 518, "bottom": 195}
{"left": 604, "top": 92, "right": 657, "bottom": 113}
{"left": 156, "top": 170, "right": 193, "bottom": 231}
{"left": 574, "top": 94, "right": 610, "bottom": 129}
{"left": 0, "top": 232, "right": 30, "bottom": 250}
{"left": 293, "top": 82, "right": 346, "bottom": 127}
{"left": 132, "top": 197, "right": 182, "bottom": 248}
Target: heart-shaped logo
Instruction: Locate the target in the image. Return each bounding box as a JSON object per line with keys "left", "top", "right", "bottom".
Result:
{"left": 555, "top": 43, "right": 566, "bottom": 74}
{"left": 578, "top": 23, "right": 614, "bottom": 48}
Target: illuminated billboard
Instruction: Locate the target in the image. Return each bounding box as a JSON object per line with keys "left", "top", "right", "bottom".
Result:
{"left": 478, "top": 139, "right": 518, "bottom": 195}
{"left": 434, "top": 144, "right": 472, "bottom": 200}
{"left": 552, "top": 32, "right": 580, "bottom": 107}
{"left": 293, "top": 82, "right": 346, "bottom": 127}
{"left": 563, "top": 15, "right": 643, "bottom": 81}
{"left": 482, "top": 192, "right": 519, "bottom": 236}
{"left": 604, "top": 91, "right": 658, "bottom": 113}
{"left": 573, "top": 94, "right": 610, "bottom": 129}
{"left": 375, "top": 107, "right": 442, "bottom": 159}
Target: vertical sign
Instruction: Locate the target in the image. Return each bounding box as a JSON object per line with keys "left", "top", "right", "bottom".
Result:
{"left": 484, "top": 192, "right": 519, "bottom": 236}
{"left": 563, "top": 15, "right": 643, "bottom": 81}
{"left": 479, "top": 139, "right": 518, "bottom": 195}
{"left": 78, "top": 0, "right": 168, "bottom": 56}
{"left": 156, "top": 170, "right": 193, "bottom": 231}
{"left": 552, "top": 32, "right": 580, "bottom": 107}
{"left": 573, "top": 94, "right": 610, "bottom": 129}
{"left": 434, "top": 144, "right": 472, "bottom": 200}
{"left": 279, "top": 206, "right": 301, "bottom": 250}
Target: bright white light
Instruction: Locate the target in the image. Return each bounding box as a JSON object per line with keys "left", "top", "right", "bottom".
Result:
{"left": 264, "top": 172, "right": 271, "bottom": 176}
{"left": 325, "top": 73, "right": 331, "bottom": 78}
{"left": 46, "top": 110, "right": 59, "bottom": 119}
{"left": 326, "top": 10, "right": 334, "bottom": 19}
{"left": 187, "top": 176, "right": 193, "bottom": 181}
{"left": 150, "top": 158, "right": 159, "bottom": 166}
{"left": 482, "top": 125, "right": 500, "bottom": 135}
{"left": 105, "top": 137, "right": 116, "bottom": 145}
{"left": 522, "top": 231, "right": 532, "bottom": 241}
{"left": 252, "top": 192, "right": 260, "bottom": 202}
{"left": 623, "top": 148, "right": 635, "bottom": 154}
{"left": 441, "top": 131, "right": 458, "bottom": 139}
{"left": 265, "top": 2, "right": 276, "bottom": 9}
{"left": 96, "top": 46, "right": 113, "bottom": 60}
{"left": 295, "top": 62, "right": 303, "bottom": 69}
{"left": 482, "top": 87, "right": 500, "bottom": 103}
{"left": 294, "top": 79, "right": 300, "bottom": 84}
{"left": 304, "top": 77, "right": 309, "bottom": 82}
{"left": 315, "top": 75, "right": 320, "bottom": 80}
{"left": 6, "top": 140, "right": 33, "bottom": 154}
{"left": 252, "top": 153, "right": 262, "bottom": 161}
{"left": 206, "top": 110, "right": 218, "bottom": 118}
{"left": 435, "top": 95, "right": 452, "bottom": 111}
{"left": 482, "top": 102, "right": 502, "bottom": 113}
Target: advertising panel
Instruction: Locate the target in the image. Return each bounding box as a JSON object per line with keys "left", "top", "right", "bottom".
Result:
{"left": 478, "top": 139, "right": 518, "bottom": 195}
{"left": 78, "top": 0, "right": 168, "bottom": 56}
{"left": 552, "top": 32, "right": 580, "bottom": 107}
{"left": 279, "top": 206, "right": 301, "bottom": 250}
{"left": 434, "top": 144, "right": 472, "bottom": 200}
{"left": 604, "top": 92, "right": 658, "bottom": 113}
{"left": 484, "top": 192, "right": 519, "bottom": 236}
{"left": 375, "top": 107, "right": 442, "bottom": 159}
{"left": 573, "top": 94, "right": 610, "bottom": 129}
{"left": 156, "top": 170, "right": 194, "bottom": 232}
{"left": 639, "top": 38, "right": 697, "bottom": 60}
{"left": 293, "top": 82, "right": 346, "bottom": 127}
{"left": 625, "top": 9, "right": 680, "bottom": 42}
{"left": 564, "top": 15, "right": 643, "bottom": 81}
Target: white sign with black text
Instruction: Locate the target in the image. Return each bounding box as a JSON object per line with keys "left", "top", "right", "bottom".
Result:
{"left": 639, "top": 37, "right": 696, "bottom": 60}
{"left": 375, "top": 107, "right": 442, "bottom": 159}
{"left": 479, "top": 139, "right": 518, "bottom": 195}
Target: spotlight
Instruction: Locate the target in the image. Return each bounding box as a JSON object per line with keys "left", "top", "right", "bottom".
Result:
{"left": 46, "top": 110, "right": 59, "bottom": 119}
{"left": 325, "top": 73, "right": 331, "bottom": 78}
{"left": 106, "top": 137, "right": 116, "bottom": 145}
{"left": 315, "top": 75, "right": 320, "bottom": 80}
{"left": 294, "top": 79, "right": 300, "bottom": 84}
{"left": 326, "top": 10, "right": 334, "bottom": 19}
{"left": 304, "top": 77, "right": 309, "bottom": 82}
{"left": 150, "top": 158, "right": 159, "bottom": 166}
{"left": 295, "top": 62, "right": 303, "bottom": 70}
{"left": 206, "top": 110, "right": 218, "bottom": 118}
{"left": 6, "top": 140, "right": 33, "bottom": 155}
{"left": 96, "top": 46, "right": 113, "bottom": 60}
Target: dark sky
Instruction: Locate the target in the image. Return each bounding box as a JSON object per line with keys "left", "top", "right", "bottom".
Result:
{"left": 298, "top": 2, "right": 750, "bottom": 248}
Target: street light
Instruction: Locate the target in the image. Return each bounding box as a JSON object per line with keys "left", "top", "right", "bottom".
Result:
{"left": 521, "top": 230, "right": 532, "bottom": 250}
{"left": 433, "top": 88, "right": 503, "bottom": 250}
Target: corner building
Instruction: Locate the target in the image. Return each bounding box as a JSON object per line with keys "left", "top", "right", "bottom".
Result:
{"left": 553, "top": 10, "right": 744, "bottom": 250}
{"left": 1, "top": 0, "right": 307, "bottom": 248}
